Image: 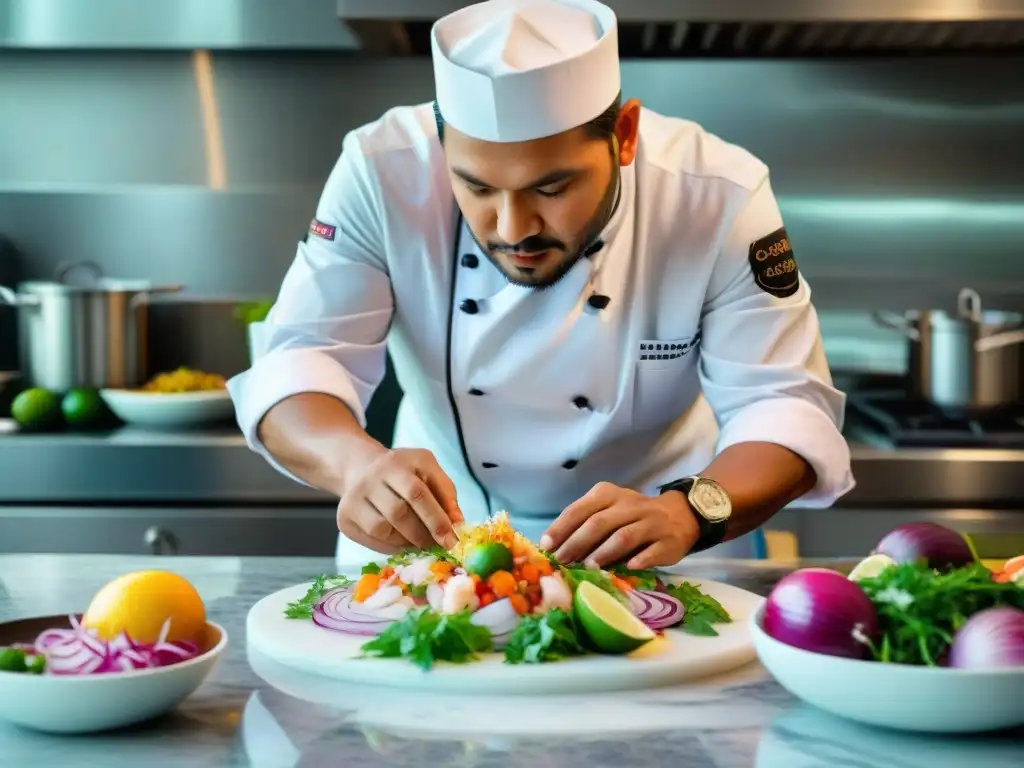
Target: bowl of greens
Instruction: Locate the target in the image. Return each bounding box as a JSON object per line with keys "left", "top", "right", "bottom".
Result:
{"left": 751, "top": 522, "right": 1024, "bottom": 733}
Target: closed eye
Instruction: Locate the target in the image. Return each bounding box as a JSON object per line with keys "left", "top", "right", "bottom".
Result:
{"left": 535, "top": 183, "right": 570, "bottom": 198}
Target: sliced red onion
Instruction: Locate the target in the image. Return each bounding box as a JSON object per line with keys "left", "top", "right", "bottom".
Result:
{"left": 312, "top": 586, "right": 400, "bottom": 636}
{"left": 630, "top": 589, "right": 685, "bottom": 630}
{"left": 31, "top": 614, "right": 200, "bottom": 675}
{"left": 470, "top": 598, "right": 521, "bottom": 649}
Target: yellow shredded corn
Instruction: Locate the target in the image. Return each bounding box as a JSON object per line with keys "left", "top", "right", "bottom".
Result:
{"left": 141, "top": 367, "right": 227, "bottom": 393}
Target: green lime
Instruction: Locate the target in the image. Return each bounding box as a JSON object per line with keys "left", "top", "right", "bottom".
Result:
{"left": 61, "top": 388, "right": 107, "bottom": 428}
{"left": 10, "top": 387, "right": 61, "bottom": 430}
{"left": 462, "top": 542, "right": 514, "bottom": 579}
{"left": 573, "top": 580, "right": 655, "bottom": 654}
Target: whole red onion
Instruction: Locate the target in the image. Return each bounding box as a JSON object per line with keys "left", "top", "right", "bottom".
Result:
{"left": 874, "top": 523, "right": 974, "bottom": 572}
{"left": 948, "top": 607, "right": 1024, "bottom": 670}
{"left": 763, "top": 568, "right": 878, "bottom": 659}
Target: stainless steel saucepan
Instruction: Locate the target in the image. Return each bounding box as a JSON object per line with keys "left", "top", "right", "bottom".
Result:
{"left": 0, "top": 261, "right": 183, "bottom": 391}
{"left": 873, "top": 288, "right": 1024, "bottom": 413}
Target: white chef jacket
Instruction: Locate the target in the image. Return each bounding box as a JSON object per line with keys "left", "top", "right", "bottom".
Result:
{"left": 227, "top": 103, "right": 855, "bottom": 566}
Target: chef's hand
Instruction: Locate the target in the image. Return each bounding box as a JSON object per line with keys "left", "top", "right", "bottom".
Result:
{"left": 336, "top": 448, "right": 464, "bottom": 554}
{"left": 538, "top": 482, "right": 700, "bottom": 570}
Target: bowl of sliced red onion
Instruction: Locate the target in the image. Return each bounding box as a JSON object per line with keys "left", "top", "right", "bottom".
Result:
{"left": 0, "top": 613, "right": 227, "bottom": 734}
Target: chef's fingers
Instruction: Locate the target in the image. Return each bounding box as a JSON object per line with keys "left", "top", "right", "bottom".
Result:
{"left": 626, "top": 540, "right": 678, "bottom": 571}
{"left": 372, "top": 482, "right": 437, "bottom": 551}
{"left": 552, "top": 503, "right": 635, "bottom": 565}
{"left": 418, "top": 460, "right": 464, "bottom": 526}
{"left": 584, "top": 521, "right": 655, "bottom": 569}
{"left": 337, "top": 504, "right": 406, "bottom": 555}
{"left": 541, "top": 481, "right": 619, "bottom": 553}
{"left": 384, "top": 472, "right": 459, "bottom": 550}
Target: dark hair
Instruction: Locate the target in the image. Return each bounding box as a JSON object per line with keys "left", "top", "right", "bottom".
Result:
{"left": 434, "top": 91, "right": 622, "bottom": 144}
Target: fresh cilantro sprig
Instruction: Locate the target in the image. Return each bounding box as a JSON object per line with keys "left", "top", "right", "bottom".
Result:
{"left": 665, "top": 581, "right": 732, "bottom": 636}
{"left": 385, "top": 545, "right": 458, "bottom": 568}
{"left": 283, "top": 574, "right": 353, "bottom": 619}
{"left": 856, "top": 561, "right": 1024, "bottom": 666}
{"left": 360, "top": 607, "right": 492, "bottom": 670}
{"left": 503, "top": 608, "right": 587, "bottom": 664}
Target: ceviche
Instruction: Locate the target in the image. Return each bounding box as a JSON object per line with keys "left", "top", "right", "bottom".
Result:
{"left": 283, "top": 512, "right": 732, "bottom": 670}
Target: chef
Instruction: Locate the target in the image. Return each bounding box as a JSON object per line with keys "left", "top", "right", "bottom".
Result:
{"left": 227, "top": 0, "right": 854, "bottom": 569}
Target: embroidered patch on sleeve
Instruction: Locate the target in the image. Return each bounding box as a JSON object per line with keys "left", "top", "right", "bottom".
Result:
{"left": 748, "top": 226, "right": 800, "bottom": 299}
{"left": 308, "top": 218, "right": 337, "bottom": 241}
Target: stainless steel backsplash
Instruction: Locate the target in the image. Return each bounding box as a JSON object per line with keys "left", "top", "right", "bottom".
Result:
{"left": 1, "top": 53, "right": 1023, "bottom": 378}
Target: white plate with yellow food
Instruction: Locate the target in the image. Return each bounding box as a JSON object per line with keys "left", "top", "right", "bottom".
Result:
{"left": 0, "top": 570, "right": 228, "bottom": 734}
{"left": 246, "top": 513, "right": 763, "bottom": 695}
{"left": 101, "top": 367, "right": 234, "bottom": 429}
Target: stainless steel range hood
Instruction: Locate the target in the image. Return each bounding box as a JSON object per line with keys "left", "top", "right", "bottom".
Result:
{"left": 336, "top": 0, "right": 1024, "bottom": 57}
{"left": 0, "top": 0, "right": 360, "bottom": 49}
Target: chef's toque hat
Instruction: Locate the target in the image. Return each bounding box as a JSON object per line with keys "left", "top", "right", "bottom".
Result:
{"left": 431, "top": 0, "right": 621, "bottom": 143}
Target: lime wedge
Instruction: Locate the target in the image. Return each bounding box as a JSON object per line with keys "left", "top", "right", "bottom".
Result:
{"left": 848, "top": 553, "right": 897, "bottom": 582}
{"left": 573, "top": 580, "right": 655, "bottom": 654}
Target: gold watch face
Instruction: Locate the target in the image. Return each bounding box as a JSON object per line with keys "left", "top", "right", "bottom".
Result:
{"left": 689, "top": 479, "right": 732, "bottom": 522}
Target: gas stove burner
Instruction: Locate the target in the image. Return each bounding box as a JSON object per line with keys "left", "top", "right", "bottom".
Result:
{"left": 847, "top": 390, "right": 1024, "bottom": 448}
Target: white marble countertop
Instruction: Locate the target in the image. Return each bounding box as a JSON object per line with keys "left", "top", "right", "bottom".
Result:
{"left": 0, "top": 554, "right": 1021, "bottom": 767}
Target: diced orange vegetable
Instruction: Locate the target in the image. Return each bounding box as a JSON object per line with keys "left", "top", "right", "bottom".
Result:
{"left": 352, "top": 573, "right": 381, "bottom": 603}
{"left": 611, "top": 575, "right": 634, "bottom": 592}
{"left": 520, "top": 563, "right": 540, "bottom": 584}
{"left": 535, "top": 559, "right": 554, "bottom": 577}
{"left": 430, "top": 560, "right": 455, "bottom": 578}
{"left": 626, "top": 576, "right": 642, "bottom": 587}
{"left": 488, "top": 570, "right": 517, "bottom": 597}
{"left": 508, "top": 593, "right": 530, "bottom": 615}
{"left": 470, "top": 573, "right": 482, "bottom": 584}
{"left": 379, "top": 566, "right": 395, "bottom": 580}
{"left": 480, "top": 592, "right": 496, "bottom": 607}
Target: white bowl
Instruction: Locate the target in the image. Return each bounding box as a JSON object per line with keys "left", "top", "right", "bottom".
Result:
{"left": 100, "top": 388, "right": 235, "bottom": 429}
{"left": 0, "top": 615, "right": 227, "bottom": 734}
{"left": 750, "top": 602, "right": 1024, "bottom": 733}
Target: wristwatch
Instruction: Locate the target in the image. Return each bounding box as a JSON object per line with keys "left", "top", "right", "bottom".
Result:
{"left": 659, "top": 476, "right": 732, "bottom": 554}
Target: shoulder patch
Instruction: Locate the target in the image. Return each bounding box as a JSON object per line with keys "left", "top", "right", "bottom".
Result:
{"left": 309, "top": 218, "right": 337, "bottom": 241}
{"left": 748, "top": 227, "right": 799, "bottom": 298}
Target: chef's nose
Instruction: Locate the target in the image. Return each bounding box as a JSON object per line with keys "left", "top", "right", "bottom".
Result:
{"left": 495, "top": 194, "right": 540, "bottom": 246}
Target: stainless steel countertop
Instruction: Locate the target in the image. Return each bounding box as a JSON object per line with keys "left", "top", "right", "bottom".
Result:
{"left": 1, "top": 553, "right": 1020, "bottom": 766}
{"left": 0, "top": 423, "right": 1022, "bottom": 508}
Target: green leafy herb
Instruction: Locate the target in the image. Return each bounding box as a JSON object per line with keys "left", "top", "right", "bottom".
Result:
{"left": 283, "top": 574, "right": 353, "bottom": 619}
{"left": 856, "top": 561, "right": 1024, "bottom": 666}
{"left": 360, "top": 607, "right": 492, "bottom": 670}
{"left": 361, "top": 562, "right": 381, "bottom": 575}
{"left": 607, "top": 563, "right": 659, "bottom": 590}
{"left": 560, "top": 565, "right": 627, "bottom": 604}
{"left": 386, "top": 545, "right": 458, "bottom": 568}
{"left": 503, "top": 609, "right": 587, "bottom": 664}
{"left": 0, "top": 647, "right": 45, "bottom": 674}
{"left": 665, "top": 581, "right": 732, "bottom": 637}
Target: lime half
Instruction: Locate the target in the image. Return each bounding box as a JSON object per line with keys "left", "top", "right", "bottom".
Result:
{"left": 848, "top": 553, "right": 897, "bottom": 582}
{"left": 573, "top": 580, "right": 655, "bottom": 654}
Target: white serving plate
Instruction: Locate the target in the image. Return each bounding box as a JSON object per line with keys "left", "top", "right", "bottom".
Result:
{"left": 100, "top": 389, "right": 234, "bottom": 429}
{"left": 750, "top": 602, "right": 1024, "bottom": 734}
{"left": 246, "top": 577, "right": 762, "bottom": 695}
{"left": 0, "top": 615, "right": 228, "bottom": 734}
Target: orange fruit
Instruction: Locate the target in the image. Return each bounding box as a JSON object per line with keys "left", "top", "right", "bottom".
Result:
{"left": 81, "top": 570, "right": 206, "bottom": 645}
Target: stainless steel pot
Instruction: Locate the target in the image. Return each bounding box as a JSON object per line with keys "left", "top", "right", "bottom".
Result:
{"left": 0, "top": 261, "right": 183, "bottom": 391}
{"left": 873, "top": 288, "right": 1024, "bottom": 413}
